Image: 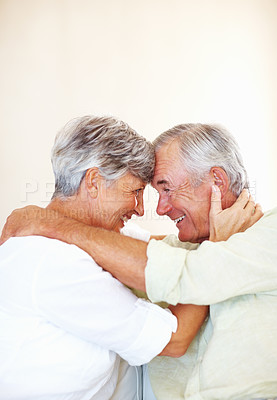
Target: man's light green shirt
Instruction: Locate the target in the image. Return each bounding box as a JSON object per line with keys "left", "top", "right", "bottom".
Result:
{"left": 146, "top": 208, "right": 277, "bottom": 400}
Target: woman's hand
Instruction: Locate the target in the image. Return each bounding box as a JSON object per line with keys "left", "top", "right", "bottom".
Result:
{"left": 209, "top": 185, "right": 263, "bottom": 242}
{"left": 0, "top": 206, "right": 60, "bottom": 244}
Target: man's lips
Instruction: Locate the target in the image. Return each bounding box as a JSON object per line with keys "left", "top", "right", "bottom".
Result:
{"left": 173, "top": 214, "right": 186, "bottom": 224}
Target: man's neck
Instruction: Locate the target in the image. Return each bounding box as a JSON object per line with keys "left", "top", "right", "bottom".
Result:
{"left": 221, "top": 190, "right": 237, "bottom": 210}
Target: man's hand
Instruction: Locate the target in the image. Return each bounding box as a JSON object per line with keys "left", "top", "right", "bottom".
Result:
{"left": 0, "top": 206, "right": 61, "bottom": 245}
{"left": 209, "top": 185, "right": 263, "bottom": 242}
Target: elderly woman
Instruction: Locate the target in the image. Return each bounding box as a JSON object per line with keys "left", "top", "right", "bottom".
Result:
{"left": 0, "top": 116, "right": 208, "bottom": 400}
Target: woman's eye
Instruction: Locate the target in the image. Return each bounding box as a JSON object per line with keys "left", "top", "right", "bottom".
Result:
{"left": 134, "top": 189, "right": 141, "bottom": 197}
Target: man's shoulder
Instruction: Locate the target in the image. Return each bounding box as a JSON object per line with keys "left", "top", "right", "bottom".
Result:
{"left": 255, "top": 206, "right": 277, "bottom": 229}
{"left": 264, "top": 207, "right": 277, "bottom": 218}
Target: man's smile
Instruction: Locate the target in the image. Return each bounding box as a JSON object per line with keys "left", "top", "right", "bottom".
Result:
{"left": 173, "top": 214, "right": 186, "bottom": 224}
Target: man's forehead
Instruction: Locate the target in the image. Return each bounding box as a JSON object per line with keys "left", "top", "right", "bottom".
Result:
{"left": 157, "top": 138, "right": 181, "bottom": 153}
{"left": 152, "top": 161, "right": 192, "bottom": 190}
{"left": 155, "top": 140, "right": 183, "bottom": 166}
{"left": 152, "top": 168, "right": 177, "bottom": 187}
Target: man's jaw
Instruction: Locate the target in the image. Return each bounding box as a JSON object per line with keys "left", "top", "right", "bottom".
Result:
{"left": 172, "top": 213, "right": 209, "bottom": 243}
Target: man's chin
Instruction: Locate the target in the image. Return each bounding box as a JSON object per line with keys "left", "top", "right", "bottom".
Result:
{"left": 177, "top": 230, "right": 191, "bottom": 243}
{"left": 177, "top": 230, "right": 208, "bottom": 244}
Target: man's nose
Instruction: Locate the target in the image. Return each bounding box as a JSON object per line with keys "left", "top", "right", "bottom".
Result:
{"left": 156, "top": 195, "right": 172, "bottom": 216}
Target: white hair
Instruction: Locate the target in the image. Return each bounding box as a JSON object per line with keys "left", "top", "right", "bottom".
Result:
{"left": 51, "top": 115, "right": 155, "bottom": 198}
{"left": 153, "top": 123, "right": 248, "bottom": 196}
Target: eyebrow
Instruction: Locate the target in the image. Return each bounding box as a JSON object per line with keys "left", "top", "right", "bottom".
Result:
{"left": 156, "top": 179, "right": 169, "bottom": 185}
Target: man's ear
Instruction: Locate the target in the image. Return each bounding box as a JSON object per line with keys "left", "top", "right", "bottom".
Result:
{"left": 210, "top": 167, "right": 229, "bottom": 198}
{"left": 84, "top": 168, "right": 100, "bottom": 199}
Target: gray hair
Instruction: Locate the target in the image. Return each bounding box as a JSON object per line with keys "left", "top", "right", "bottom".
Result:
{"left": 153, "top": 123, "right": 248, "bottom": 196}
{"left": 51, "top": 115, "right": 155, "bottom": 198}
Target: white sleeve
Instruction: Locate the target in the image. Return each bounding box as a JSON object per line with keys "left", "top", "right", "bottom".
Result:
{"left": 33, "top": 241, "right": 177, "bottom": 366}
{"left": 146, "top": 208, "right": 277, "bottom": 305}
{"left": 121, "top": 221, "right": 151, "bottom": 242}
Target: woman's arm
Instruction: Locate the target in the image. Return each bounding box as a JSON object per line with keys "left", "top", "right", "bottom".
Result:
{"left": 160, "top": 303, "right": 208, "bottom": 357}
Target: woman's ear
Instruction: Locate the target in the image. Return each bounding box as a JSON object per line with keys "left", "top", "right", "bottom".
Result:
{"left": 85, "top": 168, "right": 100, "bottom": 199}
{"left": 210, "top": 167, "right": 229, "bottom": 198}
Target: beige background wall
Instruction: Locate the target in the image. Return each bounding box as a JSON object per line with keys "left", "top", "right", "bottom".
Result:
{"left": 1, "top": 0, "right": 277, "bottom": 234}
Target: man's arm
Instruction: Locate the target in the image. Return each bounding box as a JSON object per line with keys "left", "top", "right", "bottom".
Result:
{"left": 0, "top": 210, "right": 208, "bottom": 358}
{"left": 0, "top": 189, "right": 261, "bottom": 357}
{"left": 42, "top": 216, "right": 208, "bottom": 357}
{"left": 146, "top": 207, "right": 277, "bottom": 305}
{"left": 0, "top": 206, "right": 148, "bottom": 290}
{"left": 0, "top": 188, "right": 262, "bottom": 292}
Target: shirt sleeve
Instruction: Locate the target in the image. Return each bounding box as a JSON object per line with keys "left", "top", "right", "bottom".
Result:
{"left": 146, "top": 208, "right": 277, "bottom": 305}
{"left": 121, "top": 221, "right": 151, "bottom": 242}
{"left": 33, "top": 240, "right": 177, "bottom": 366}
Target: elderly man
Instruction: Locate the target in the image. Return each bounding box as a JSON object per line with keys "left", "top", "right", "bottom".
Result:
{"left": 2, "top": 123, "right": 274, "bottom": 399}
{"left": 0, "top": 116, "right": 216, "bottom": 400}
